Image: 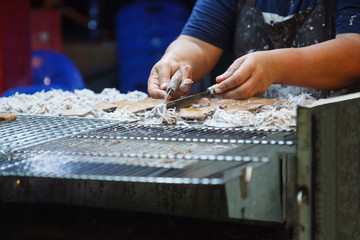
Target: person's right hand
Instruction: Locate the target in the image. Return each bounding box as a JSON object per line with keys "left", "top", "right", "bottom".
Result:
{"left": 147, "top": 56, "right": 193, "bottom": 99}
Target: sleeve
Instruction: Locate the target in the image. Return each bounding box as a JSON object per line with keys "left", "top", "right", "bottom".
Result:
{"left": 336, "top": 0, "right": 360, "bottom": 34}
{"left": 180, "top": 0, "right": 237, "bottom": 49}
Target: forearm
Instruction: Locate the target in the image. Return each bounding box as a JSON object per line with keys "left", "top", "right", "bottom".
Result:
{"left": 275, "top": 34, "right": 360, "bottom": 89}
{"left": 163, "top": 35, "right": 222, "bottom": 82}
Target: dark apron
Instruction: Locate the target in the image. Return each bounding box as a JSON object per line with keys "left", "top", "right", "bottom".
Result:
{"left": 233, "top": 0, "right": 338, "bottom": 99}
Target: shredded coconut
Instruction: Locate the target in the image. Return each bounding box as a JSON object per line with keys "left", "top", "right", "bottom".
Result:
{"left": 101, "top": 106, "right": 140, "bottom": 122}
{"left": 0, "top": 88, "right": 147, "bottom": 119}
{"left": 204, "top": 94, "right": 315, "bottom": 130}
{"left": 1, "top": 89, "right": 315, "bottom": 129}
{"left": 143, "top": 103, "right": 180, "bottom": 125}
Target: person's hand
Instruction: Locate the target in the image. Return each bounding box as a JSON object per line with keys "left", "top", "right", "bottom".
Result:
{"left": 215, "top": 51, "right": 281, "bottom": 99}
{"left": 147, "top": 57, "right": 193, "bottom": 99}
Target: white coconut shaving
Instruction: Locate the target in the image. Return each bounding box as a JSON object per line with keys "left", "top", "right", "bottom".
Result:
{"left": 0, "top": 89, "right": 315, "bottom": 129}
{"left": 101, "top": 106, "right": 140, "bottom": 122}
{"left": 0, "top": 88, "right": 148, "bottom": 120}
{"left": 143, "top": 103, "right": 179, "bottom": 125}
{"left": 204, "top": 94, "right": 315, "bottom": 130}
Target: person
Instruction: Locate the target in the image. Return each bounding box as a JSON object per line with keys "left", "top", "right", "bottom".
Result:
{"left": 147, "top": 0, "right": 360, "bottom": 100}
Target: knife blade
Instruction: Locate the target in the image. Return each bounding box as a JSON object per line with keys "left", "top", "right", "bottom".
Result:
{"left": 166, "top": 84, "right": 218, "bottom": 110}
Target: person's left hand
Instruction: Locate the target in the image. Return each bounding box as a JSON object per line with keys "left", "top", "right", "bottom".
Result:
{"left": 215, "top": 51, "right": 281, "bottom": 99}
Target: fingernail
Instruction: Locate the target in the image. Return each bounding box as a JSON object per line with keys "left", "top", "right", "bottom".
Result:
{"left": 183, "top": 79, "right": 193, "bottom": 86}
{"left": 217, "top": 71, "right": 230, "bottom": 79}
{"left": 216, "top": 74, "right": 223, "bottom": 80}
{"left": 160, "top": 83, "right": 167, "bottom": 89}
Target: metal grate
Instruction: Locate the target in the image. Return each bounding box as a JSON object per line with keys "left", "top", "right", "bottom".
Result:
{"left": 0, "top": 115, "right": 118, "bottom": 152}
{"left": 76, "top": 124, "right": 296, "bottom": 145}
{"left": 0, "top": 150, "right": 267, "bottom": 185}
{"left": 0, "top": 115, "right": 290, "bottom": 184}
{"left": 27, "top": 137, "right": 237, "bottom": 159}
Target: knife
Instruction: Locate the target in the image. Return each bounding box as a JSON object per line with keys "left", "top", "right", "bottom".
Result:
{"left": 103, "top": 70, "right": 183, "bottom": 114}
{"left": 163, "top": 69, "right": 182, "bottom": 103}
{"left": 166, "top": 83, "right": 218, "bottom": 110}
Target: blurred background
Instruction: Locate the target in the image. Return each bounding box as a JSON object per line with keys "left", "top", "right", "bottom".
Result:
{"left": 0, "top": 0, "right": 196, "bottom": 96}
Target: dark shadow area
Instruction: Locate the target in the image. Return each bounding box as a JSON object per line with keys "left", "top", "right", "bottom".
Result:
{"left": 0, "top": 202, "right": 291, "bottom": 240}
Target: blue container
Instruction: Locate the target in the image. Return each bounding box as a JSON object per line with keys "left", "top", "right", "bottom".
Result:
{"left": 2, "top": 85, "right": 72, "bottom": 97}
{"left": 116, "top": 1, "right": 189, "bottom": 93}
{"left": 116, "top": 1, "right": 188, "bottom": 25}
{"left": 118, "top": 50, "right": 164, "bottom": 93}
{"left": 32, "top": 50, "right": 85, "bottom": 90}
{"left": 2, "top": 50, "right": 85, "bottom": 97}
{"left": 118, "top": 33, "right": 174, "bottom": 58}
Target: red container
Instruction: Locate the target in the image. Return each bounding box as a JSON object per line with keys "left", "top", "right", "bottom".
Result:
{"left": 30, "top": 9, "right": 62, "bottom": 52}
{"left": 0, "top": 0, "right": 32, "bottom": 95}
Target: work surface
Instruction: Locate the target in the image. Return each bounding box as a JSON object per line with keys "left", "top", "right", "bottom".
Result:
{"left": 0, "top": 203, "right": 291, "bottom": 240}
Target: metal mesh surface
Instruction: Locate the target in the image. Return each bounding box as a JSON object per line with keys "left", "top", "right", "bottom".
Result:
{"left": 0, "top": 115, "right": 118, "bottom": 152}
{"left": 77, "top": 124, "right": 296, "bottom": 145}
{"left": 27, "top": 137, "right": 236, "bottom": 159}
{"left": 0, "top": 115, "right": 291, "bottom": 184}
{"left": 0, "top": 150, "right": 267, "bottom": 184}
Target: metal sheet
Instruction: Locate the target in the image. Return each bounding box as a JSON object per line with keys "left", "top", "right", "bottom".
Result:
{"left": 225, "top": 143, "right": 296, "bottom": 223}
{"left": 296, "top": 92, "right": 360, "bottom": 240}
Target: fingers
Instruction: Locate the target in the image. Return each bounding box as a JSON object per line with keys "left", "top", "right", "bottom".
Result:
{"left": 148, "top": 59, "right": 176, "bottom": 98}
{"left": 182, "top": 64, "right": 192, "bottom": 80}
{"left": 178, "top": 65, "right": 193, "bottom": 93}
{"left": 219, "top": 77, "right": 257, "bottom": 100}
{"left": 218, "top": 70, "right": 272, "bottom": 99}
{"left": 170, "top": 65, "right": 193, "bottom": 99}
{"left": 148, "top": 61, "right": 193, "bottom": 99}
{"left": 148, "top": 69, "right": 164, "bottom": 99}
{"left": 178, "top": 79, "right": 193, "bottom": 93}
{"left": 158, "top": 62, "right": 177, "bottom": 91}
{"left": 215, "top": 57, "right": 250, "bottom": 94}
{"left": 170, "top": 79, "right": 193, "bottom": 99}
{"left": 216, "top": 58, "right": 244, "bottom": 82}
{"left": 214, "top": 53, "right": 275, "bottom": 99}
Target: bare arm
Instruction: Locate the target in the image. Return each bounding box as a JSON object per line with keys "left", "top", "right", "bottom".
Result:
{"left": 216, "top": 33, "right": 360, "bottom": 99}
{"left": 148, "top": 35, "right": 222, "bottom": 99}
{"left": 277, "top": 33, "right": 360, "bottom": 88}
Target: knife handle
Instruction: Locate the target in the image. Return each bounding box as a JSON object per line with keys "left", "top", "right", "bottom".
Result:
{"left": 166, "top": 69, "right": 182, "bottom": 96}
{"left": 207, "top": 83, "right": 219, "bottom": 97}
